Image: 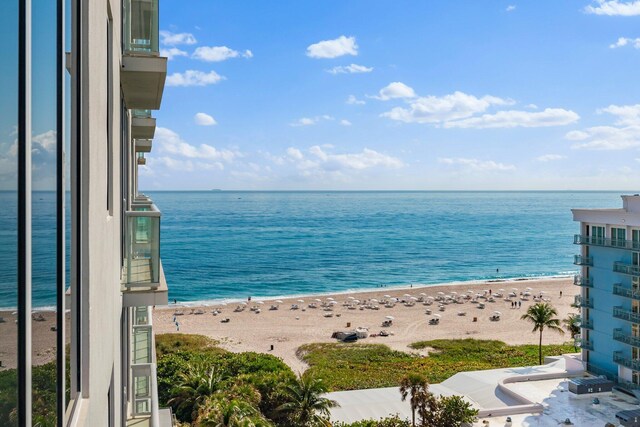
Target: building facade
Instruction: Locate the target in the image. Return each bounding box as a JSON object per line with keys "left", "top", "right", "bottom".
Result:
{"left": 2, "top": 0, "right": 171, "bottom": 425}
{"left": 573, "top": 195, "right": 640, "bottom": 396}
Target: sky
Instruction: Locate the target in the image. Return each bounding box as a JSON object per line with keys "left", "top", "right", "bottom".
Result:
{"left": 3, "top": 0, "right": 640, "bottom": 190}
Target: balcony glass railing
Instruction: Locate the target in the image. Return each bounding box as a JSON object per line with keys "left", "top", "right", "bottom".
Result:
{"left": 574, "top": 295, "right": 594, "bottom": 309}
{"left": 134, "top": 306, "right": 150, "bottom": 325}
{"left": 613, "top": 262, "right": 640, "bottom": 277}
{"left": 586, "top": 363, "right": 617, "bottom": 381}
{"left": 574, "top": 234, "right": 640, "bottom": 250}
{"left": 613, "top": 306, "right": 640, "bottom": 324}
{"left": 133, "top": 325, "right": 153, "bottom": 364}
{"left": 579, "top": 339, "right": 594, "bottom": 350}
{"left": 613, "top": 328, "right": 640, "bottom": 348}
{"left": 137, "top": 152, "right": 146, "bottom": 165}
{"left": 613, "top": 351, "right": 640, "bottom": 371}
{"left": 573, "top": 275, "right": 593, "bottom": 287}
{"left": 613, "top": 283, "right": 640, "bottom": 301}
{"left": 125, "top": 204, "right": 161, "bottom": 286}
{"left": 124, "top": 0, "right": 159, "bottom": 54}
{"left": 574, "top": 255, "right": 593, "bottom": 266}
{"left": 132, "top": 109, "right": 152, "bottom": 118}
{"left": 617, "top": 378, "right": 640, "bottom": 391}
{"left": 581, "top": 319, "right": 594, "bottom": 330}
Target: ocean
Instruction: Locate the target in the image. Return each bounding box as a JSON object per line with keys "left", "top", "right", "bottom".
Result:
{"left": 0, "top": 191, "right": 628, "bottom": 308}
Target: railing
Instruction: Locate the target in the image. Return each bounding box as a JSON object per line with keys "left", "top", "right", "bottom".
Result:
{"left": 573, "top": 275, "right": 593, "bottom": 287}
{"left": 613, "top": 351, "right": 640, "bottom": 371}
{"left": 613, "top": 283, "right": 640, "bottom": 301}
{"left": 617, "top": 378, "right": 640, "bottom": 392}
{"left": 613, "top": 328, "right": 640, "bottom": 348}
{"left": 131, "top": 315, "right": 160, "bottom": 426}
{"left": 135, "top": 306, "right": 150, "bottom": 326}
{"left": 581, "top": 319, "right": 594, "bottom": 330}
{"left": 133, "top": 325, "right": 153, "bottom": 364}
{"left": 579, "top": 339, "right": 594, "bottom": 351}
{"left": 574, "top": 255, "right": 593, "bottom": 266}
{"left": 574, "top": 234, "right": 640, "bottom": 250}
{"left": 613, "top": 262, "right": 640, "bottom": 277}
{"left": 132, "top": 109, "right": 152, "bottom": 118}
{"left": 137, "top": 152, "right": 146, "bottom": 165}
{"left": 586, "top": 363, "right": 617, "bottom": 381}
{"left": 574, "top": 295, "right": 594, "bottom": 309}
{"left": 125, "top": 204, "right": 161, "bottom": 287}
{"left": 124, "top": 0, "right": 159, "bottom": 55}
{"left": 613, "top": 306, "right": 640, "bottom": 324}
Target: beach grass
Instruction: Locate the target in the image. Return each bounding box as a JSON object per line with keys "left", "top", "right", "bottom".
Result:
{"left": 298, "top": 339, "right": 575, "bottom": 391}
{"left": 156, "top": 333, "right": 223, "bottom": 357}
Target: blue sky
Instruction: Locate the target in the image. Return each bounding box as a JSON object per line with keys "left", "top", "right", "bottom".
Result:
{"left": 3, "top": 0, "right": 640, "bottom": 190}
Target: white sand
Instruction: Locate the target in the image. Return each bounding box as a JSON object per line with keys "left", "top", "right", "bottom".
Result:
{"left": 154, "top": 277, "right": 576, "bottom": 373}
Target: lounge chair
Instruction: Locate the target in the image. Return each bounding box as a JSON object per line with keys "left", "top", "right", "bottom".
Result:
{"left": 457, "top": 311, "right": 466, "bottom": 316}
{"left": 429, "top": 318, "right": 439, "bottom": 325}
{"left": 220, "top": 318, "right": 230, "bottom": 323}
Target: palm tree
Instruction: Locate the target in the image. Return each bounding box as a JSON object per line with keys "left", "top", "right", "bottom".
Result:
{"left": 399, "top": 373, "right": 433, "bottom": 427}
{"left": 520, "top": 302, "right": 564, "bottom": 365}
{"left": 275, "top": 375, "right": 338, "bottom": 427}
{"left": 563, "top": 313, "right": 582, "bottom": 351}
{"left": 195, "top": 396, "right": 274, "bottom": 427}
{"left": 168, "top": 362, "right": 224, "bottom": 422}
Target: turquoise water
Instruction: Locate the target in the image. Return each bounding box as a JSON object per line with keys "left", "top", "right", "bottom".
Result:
{"left": 0, "top": 191, "right": 628, "bottom": 308}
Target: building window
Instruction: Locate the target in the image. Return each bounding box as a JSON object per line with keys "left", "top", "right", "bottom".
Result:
{"left": 590, "top": 225, "right": 604, "bottom": 245}
{"left": 612, "top": 227, "right": 626, "bottom": 247}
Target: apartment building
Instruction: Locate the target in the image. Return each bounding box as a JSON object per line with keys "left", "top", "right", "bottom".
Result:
{"left": 573, "top": 195, "right": 640, "bottom": 396}
{"left": 3, "top": 0, "right": 171, "bottom": 425}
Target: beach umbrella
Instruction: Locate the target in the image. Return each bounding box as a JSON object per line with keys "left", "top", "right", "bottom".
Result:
{"left": 370, "top": 299, "right": 378, "bottom": 303}
{"left": 410, "top": 296, "right": 418, "bottom": 300}
{"left": 240, "top": 302, "right": 247, "bottom": 305}
{"left": 297, "top": 299, "right": 304, "bottom": 303}
{"left": 526, "top": 287, "right": 532, "bottom": 291}
{"left": 467, "top": 290, "right": 474, "bottom": 293}
{"left": 494, "top": 311, "right": 502, "bottom": 315}
{"left": 433, "top": 314, "right": 441, "bottom": 318}
{"left": 420, "top": 292, "right": 427, "bottom": 296}
{"left": 451, "top": 291, "right": 458, "bottom": 295}
{"left": 275, "top": 300, "right": 283, "bottom": 304}
{"left": 348, "top": 296, "right": 355, "bottom": 300}
{"left": 12, "top": 312, "right": 18, "bottom": 315}
{"left": 327, "top": 297, "right": 335, "bottom": 301}
{"left": 256, "top": 301, "right": 264, "bottom": 305}
{"left": 499, "top": 289, "right": 505, "bottom": 292}
{"left": 384, "top": 295, "right": 391, "bottom": 298}
{"left": 511, "top": 288, "right": 518, "bottom": 291}
{"left": 540, "top": 291, "right": 547, "bottom": 294}
{"left": 385, "top": 315, "right": 395, "bottom": 320}
{"left": 437, "top": 291, "right": 445, "bottom": 295}
{"left": 403, "top": 293, "right": 411, "bottom": 297}
{"left": 314, "top": 298, "right": 322, "bottom": 302}
{"left": 426, "top": 296, "right": 434, "bottom": 300}
{"left": 329, "top": 301, "right": 338, "bottom": 305}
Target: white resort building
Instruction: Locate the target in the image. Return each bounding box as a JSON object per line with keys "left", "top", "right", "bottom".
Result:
{"left": 1, "top": 0, "right": 171, "bottom": 425}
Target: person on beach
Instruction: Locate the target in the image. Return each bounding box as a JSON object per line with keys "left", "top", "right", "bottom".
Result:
{"left": 560, "top": 291, "right": 563, "bottom": 298}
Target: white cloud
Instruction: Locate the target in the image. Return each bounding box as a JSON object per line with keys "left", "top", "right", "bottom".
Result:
{"left": 506, "top": 5, "right": 516, "bottom": 11}
{"left": 155, "top": 127, "right": 238, "bottom": 162}
{"left": 438, "top": 157, "right": 515, "bottom": 171}
{"left": 32, "top": 130, "right": 56, "bottom": 152}
{"left": 327, "top": 64, "right": 373, "bottom": 74}
{"left": 346, "top": 95, "right": 366, "bottom": 105}
{"left": 340, "top": 119, "right": 352, "bottom": 126}
{"left": 536, "top": 154, "right": 566, "bottom": 162}
{"left": 598, "top": 104, "right": 640, "bottom": 125}
{"left": 306, "top": 36, "right": 358, "bottom": 59}
{"left": 569, "top": 104, "right": 640, "bottom": 150}
{"left": 568, "top": 125, "right": 640, "bottom": 150}
{"left": 166, "top": 70, "right": 225, "bottom": 87}
{"left": 609, "top": 37, "right": 640, "bottom": 48}
{"left": 194, "top": 113, "right": 217, "bottom": 126}
{"left": 307, "top": 146, "right": 403, "bottom": 170}
{"left": 381, "top": 91, "right": 512, "bottom": 124}
{"left": 290, "top": 115, "right": 334, "bottom": 127}
{"left": 372, "top": 82, "right": 416, "bottom": 100}
{"left": 526, "top": 104, "right": 538, "bottom": 110}
{"left": 159, "top": 31, "right": 197, "bottom": 46}
{"left": 192, "top": 46, "right": 253, "bottom": 62}
{"left": 443, "top": 108, "right": 579, "bottom": 129}
{"left": 160, "top": 47, "right": 188, "bottom": 60}
{"left": 585, "top": 0, "right": 640, "bottom": 15}
{"left": 286, "top": 147, "right": 304, "bottom": 160}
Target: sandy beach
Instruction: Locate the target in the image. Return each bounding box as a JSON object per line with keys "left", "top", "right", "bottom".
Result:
{"left": 154, "top": 277, "right": 576, "bottom": 373}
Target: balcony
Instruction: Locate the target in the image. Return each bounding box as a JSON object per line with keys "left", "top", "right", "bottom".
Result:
{"left": 613, "top": 351, "right": 640, "bottom": 371}
{"left": 613, "top": 329, "right": 640, "bottom": 348}
{"left": 613, "top": 262, "right": 640, "bottom": 277}
{"left": 122, "top": 203, "right": 168, "bottom": 307}
{"left": 613, "top": 283, "right": 640, "bottom": 301}
{"left": 121, "top": 0, "right": 166, "bottom": 109}
{"left": 574, "top": 234, "right": 640, "bottom": 251}
{"left": 574, "top": 295, "right": 594, "bottom": 309}
{"left": 574, "top": 255, "right": 593, "bottom": 266}
{"left": 135, "top": 139, "right": 152, "bottom": 153}
{"left": 573, "top": 275, "right": 593, "bottom": 287}
{"left": 138, "top": 153, "right": 147, "bottom": 165}
{"left": 132, "top": 109, "right": 156, "bottom": 140}
{"left": 579, "top": 339, "right": 594, "bottom": 351}
{"left": 613, "top": 306, "right": 640, "bottom": 324}
{"left": 581, "top": 318, "right": 594, "bottom": 330}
